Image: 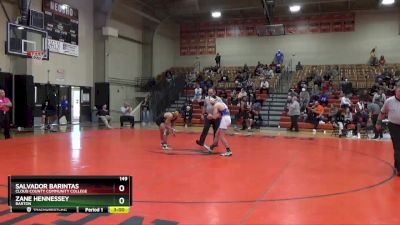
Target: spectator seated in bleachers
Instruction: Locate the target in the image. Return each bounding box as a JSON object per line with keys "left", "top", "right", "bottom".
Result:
{"left": 248, "top": 89, "right": 258, "bottom": 104}
{"left": 220, "top": 74, "right": 229, "bottom": 83}
{"left": 372, "top": 89, "right": 386, "bottom": 108}
{"left": 354, "top": 98, "right": 366, "bottom": 114}
{"left": 322, "top": 80, "right": 334, "bottom": 95}
{"left": 313, "top": 74, "right": 322, "bottom": 88}
{"left": 260, "top": 77, "right": 269, "bottom": 94}
{"left": 235, "top": 73, "right": 245, "bottom": 83}
{"left": 310, "top": 84, "right": 321, "bottom": 102}
{"left": 359, "top": 89, "right": 371, "bottom": 102}
{"left": 307, "top": 101, "right": 326, "bottom": 133}
{"left": 386, "top": 82, "right": 396, "bottom": 96}
{"left": 296, "top": 61, "right": 303, "bottom": 71}
{"left": 120, "top": 102, "right": 135, "bottom": 128}
{"left": 299, "top": 88, "right": 310, "bottom": 111}
{"left": 246, "top": 79, "right": 255, "bottom": 92}
{"left": 330, "top": 65, "right": 340, "bottom": 77}
{"left": 238, "top": 88, "right": 248, "bottom": 101}
{"left": 369, "top": 82, "right": 380, "bottom": 96}
{"left": 319, "top": 92, "right": 329, "bottom": 106}
{"left": 332, "top": 109, "right": 345, "bottom": 137}
{"left": 343, "top": 107, "right": 353, "bottom": 135}
{"left": 298, "top": 79, "right": 308, "bottom": 90}
{"left": 192, "top": 84, "right": 202, "bottom": 103}
{"left": 230, "top": 90, "right": 239, "bottom": 106}
{"left": 341, "top": 78, "right": 353, "bottom": 96}
{"left": 275, "top": 64, "right": 282, "bottom": 74}
{"left": 340, "top": 93, "right": 352, "bottom": 109}
{"left": 165, "top": 70, "right": 173, "bottom": 83}
{"left": 266, "top": 67, "right": 275, "bottom": 78}
{"left": 251, "top": 100, "right": 263, "bottom": 128}
{"left": 205, "top": 76, "right": 214, "bottom": 90}
{"left": 219, "top": 90, "right": 228, "bottom": 105}
{"left": 244, "top": 107, "right": 255, "bottom": 131}
{"left": 185, "top": 71, "right": 198, "bottom": 88}
{"left": 328, "top": 103, "right": 339, "bottom": 122}
{"left": 255, "top": 61, "right": 264, "bottom": 76}
{"left": 322, "top": 70, "right": 332, "bottom": 82}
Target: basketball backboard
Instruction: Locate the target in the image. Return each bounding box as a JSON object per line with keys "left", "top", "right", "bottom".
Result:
{"left": 6, "top": 23, "right": 49, "bottom": 60}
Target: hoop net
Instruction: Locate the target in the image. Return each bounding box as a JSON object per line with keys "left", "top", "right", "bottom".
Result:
{"left": 27, "top": 51, "right": 45, "bottom": 62}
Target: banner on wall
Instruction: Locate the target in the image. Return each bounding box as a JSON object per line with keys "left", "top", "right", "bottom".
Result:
{"left": 48, "top": 39, "right": 79, "bottom": 56}
{"left": 180, "top": 13, "right": 355, "bottom": 56}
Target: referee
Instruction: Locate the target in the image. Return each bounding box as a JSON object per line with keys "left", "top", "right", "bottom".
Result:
{"left": 377, "top": 83, "right": 400, "bottom": 175}
{"left": 196, "top": 88, "right": 222, "bottom": 148}
{"left": 0, "top": 88, "right": 12, "bottom": 139}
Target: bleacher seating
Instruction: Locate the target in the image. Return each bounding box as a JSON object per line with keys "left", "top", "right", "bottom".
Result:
{"left": 281, "top": 63, "right": 400, "bottom": 131}
{"left": 292, "top": 64, "right": 400, "bottom": 91}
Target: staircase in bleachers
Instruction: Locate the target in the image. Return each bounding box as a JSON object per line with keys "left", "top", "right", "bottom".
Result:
{"left": 260, "top": 93, "right": 288, "bottom": 127}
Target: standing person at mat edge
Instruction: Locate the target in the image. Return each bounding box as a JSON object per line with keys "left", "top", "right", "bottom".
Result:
{"left": 204, "top": 97, "right": 232, "bottom": 156}
{"left": 0, "top": 88, "right": 12, "bottom": 139}
{"left": 156, "top": 111, "right": 180, "bottom": 150}
{"left": 196, "top": 88, "right": 222, "bottom": 148}
{"left": 288, "top": 96, "right": 300, "bottom": 132}
{"left": 376, "top": 84, "right": 400, "bottom": 176}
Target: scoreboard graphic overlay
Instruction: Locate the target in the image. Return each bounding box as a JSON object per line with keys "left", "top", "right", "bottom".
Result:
{"left": 43, "top": 0, "right": 79, "bottom": 56}
{"left": 8, "top": 176, "right": 132, "bottom": 213}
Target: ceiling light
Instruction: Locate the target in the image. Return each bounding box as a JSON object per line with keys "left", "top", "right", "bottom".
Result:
{"left": 211, "top": 11, "right": 221, "bottom": 18}
{"left": 17, "top": 26, "right": 24, "bottom": 30}
{"left": 381, "top": 0, "right": 395, "bottom": 5}
{"left": 289, "top": 5, "right": 301, "bottom": 12}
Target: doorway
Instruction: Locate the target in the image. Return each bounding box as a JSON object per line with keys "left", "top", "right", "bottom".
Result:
{"left": 71, "top": 87, "right": 81, "bottom": 124}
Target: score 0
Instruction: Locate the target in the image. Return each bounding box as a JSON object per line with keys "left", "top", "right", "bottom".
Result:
{"left": 117, "top": 176, "right": 130, "bottom": 206}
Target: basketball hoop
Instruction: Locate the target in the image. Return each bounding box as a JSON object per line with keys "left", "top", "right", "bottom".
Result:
{"left": 27, "top": 51, "right": 45, "bottom": 61}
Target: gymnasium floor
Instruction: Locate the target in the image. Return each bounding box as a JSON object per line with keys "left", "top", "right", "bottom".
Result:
{"left": 0, "top": 125, "right": 398, "bottom": 225}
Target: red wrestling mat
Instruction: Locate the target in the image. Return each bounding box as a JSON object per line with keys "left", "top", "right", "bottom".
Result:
{"left": 0, "top": 129, "right": 399, "bottom": 224}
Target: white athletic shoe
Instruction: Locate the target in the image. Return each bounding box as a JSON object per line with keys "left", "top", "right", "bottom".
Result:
{"left": 312, "top": 129, "right": 317, "bottom": 134}
{"left": 203, "top": 145, "right": 213, "bottom": 153}
{"left": 220, "top": 151, "right": 233, "bottom": 157}
{"left": 162, "top": 144, "right": 172, "bottom": 150}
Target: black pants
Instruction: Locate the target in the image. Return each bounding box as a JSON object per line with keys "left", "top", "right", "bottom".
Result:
{"left": 290, "top": 115, "right": 299, "bottom": 131}
{"left": 0, "top": 112, "right": 11, "bottom": 139}
{"left": 389, "top": 123, "right": 400, "bottom": 171}
{"left": 198, "top": 118, "right": 221, "bottom": 145}
{"left": 120, "top": 116, "right": 135, "bottom": 127}
{"left": 312, "top": 114, "right": 321, "bottom": 129}
{"left": 371, "top": 114, "right": 383, "bottom": 138}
